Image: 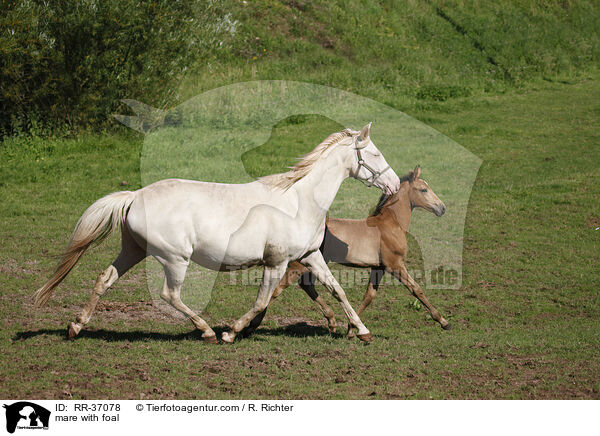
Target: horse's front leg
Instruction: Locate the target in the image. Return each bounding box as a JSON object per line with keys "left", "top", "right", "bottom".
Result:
{"left": 347, "top": 267, "right": 385, "bottom": 338}
{"left": 301, "top": 251, "right": 372, "bottom": 342}
{"left": 243, "top": 261, "right": 306, "bottom": 337}
{"left": 388, "top": 261, "right": 451, "bottom": 330}
{"left": 222, "top": 262, "right": 288, "bottom": 343}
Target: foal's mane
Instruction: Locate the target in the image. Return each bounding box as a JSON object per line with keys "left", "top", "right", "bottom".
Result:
{"left": 369, "top": 170, "right": 415, "bottom": 217}
{"left": 260, "top": 128, "right": 358, "bottom": 190}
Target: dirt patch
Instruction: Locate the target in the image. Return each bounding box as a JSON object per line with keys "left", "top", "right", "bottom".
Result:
{"left": 0, "top": 258, "right": 40, "bottom": 278}
{"left": 378, "top": 351, "right": 600, "bottom": 400}
{"left": 586, "top": 215, "right": 599, "bottom": 228}
{"left": 95, "top": 300, "right": 175, "bottom": 323}
{"left": 483, "top": 353, "right": 598, "bottom": 399}
{"left": 41, "top": 298, "right": 186, "bottom": 326}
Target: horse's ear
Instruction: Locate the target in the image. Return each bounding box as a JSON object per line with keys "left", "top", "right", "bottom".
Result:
{"left": 413, "top": 165, "right": 421, "bottom": 180}
{"left": 359, "top": 122, "right": 372, "bottom": 141}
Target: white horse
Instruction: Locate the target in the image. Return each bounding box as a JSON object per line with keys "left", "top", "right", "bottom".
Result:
{"left": 34, "top": 123, "right": 401, "bottom": 343}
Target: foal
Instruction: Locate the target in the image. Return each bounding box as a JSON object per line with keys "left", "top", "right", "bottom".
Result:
{"left": 247, "top": 166, "right": 451, "bottom": 336}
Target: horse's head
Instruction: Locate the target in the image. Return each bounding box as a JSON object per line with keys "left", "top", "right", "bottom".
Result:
{"left": 350, "top": 123, "right": 401, "bottom": 195}
{"left": 407, "top": 166, "right": 445, "bottom": 217}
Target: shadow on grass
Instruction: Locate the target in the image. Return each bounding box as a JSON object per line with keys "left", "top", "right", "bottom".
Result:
{"left": 13, "top": 322, "right": 346, "bottom": 343}
{"left": 248, "top": 322, "right": 342, "bottom": 339}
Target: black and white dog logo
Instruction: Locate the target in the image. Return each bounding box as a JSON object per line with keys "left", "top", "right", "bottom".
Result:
{"left": 3, "top": 402, "right": 50, "bottom": 433}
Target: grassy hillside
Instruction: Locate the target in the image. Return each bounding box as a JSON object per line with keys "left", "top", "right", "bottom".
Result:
{"left": 179, "top": 0, "right": 599, "bottom": 108}
{"left": 2, "top": 0, "right": 598, "bottom": 134}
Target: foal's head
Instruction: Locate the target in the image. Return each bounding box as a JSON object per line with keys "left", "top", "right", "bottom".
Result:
{"left": 405, "top": 166, "right": 445, "bottom": 216}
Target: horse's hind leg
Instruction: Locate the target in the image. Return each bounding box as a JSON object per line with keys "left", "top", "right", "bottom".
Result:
{"left": 68, "top": 227, "right": 146, "bottom": 339}
{"left": 159, "top": 258, "right": 217, "bottom": 343}
{"left": 301, "top": 251, "right": 372, "bottom": 342}
{"left": 390, "top": 262, "right": 450, "bottom": 330}
{"left": 297, "top": 271, "right": 338, "bottom": 333}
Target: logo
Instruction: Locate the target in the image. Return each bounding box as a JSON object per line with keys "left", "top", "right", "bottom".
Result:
{"left": 3, "top": 402, "right": 50, "bottom": 434}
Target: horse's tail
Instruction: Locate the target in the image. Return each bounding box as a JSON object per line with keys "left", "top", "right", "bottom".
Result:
{"left": 34, "top": 190, "right": 136, "bottom": 307}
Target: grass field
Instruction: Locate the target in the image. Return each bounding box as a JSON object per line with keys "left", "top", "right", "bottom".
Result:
{"left": 1, "top": 77, "right": 598, "bottom": 399}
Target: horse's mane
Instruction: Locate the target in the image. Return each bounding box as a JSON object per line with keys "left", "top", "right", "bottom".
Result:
{"left": 369, "top": 170, "right": 415, "bottom": 217}
{"left": 260, "top": 128, "right": 358, "bottom": 190}
{"left": 369, "top": 193, "right": 391, "bottom": 217}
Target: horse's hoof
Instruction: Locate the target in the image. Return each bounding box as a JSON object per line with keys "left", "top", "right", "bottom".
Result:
{"left": 442, "top": 322, "right": 452, "bottom": 331}
{"left": 221, "top": 332, "right": 235, "bottom": 343}
{"left": 357, "top": 333, "right": 373, "bottom": 343}
{"left": 202, "top": 334, "right": 218, "bottom": 344}
{"left": 67, "top": 322, "right": 81, "bottom": 340}
{"left": 347, "top": 329, "right": 356, "bottom": 339}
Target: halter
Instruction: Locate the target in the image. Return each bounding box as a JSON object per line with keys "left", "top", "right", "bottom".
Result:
{"left": 354, "top": 136, "right": 391, "bottom": 188}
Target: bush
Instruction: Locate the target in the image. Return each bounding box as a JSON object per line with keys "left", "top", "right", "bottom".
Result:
{"left": 0, "top": 0, "right": 236, "bottom": 136}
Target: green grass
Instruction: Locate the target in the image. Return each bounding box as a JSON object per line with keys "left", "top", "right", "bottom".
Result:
{"left": 175, "top": 0, "right": 599, "bottom": 109}
{"left": 1, "top": 78, "right": 598, "bottom": 399}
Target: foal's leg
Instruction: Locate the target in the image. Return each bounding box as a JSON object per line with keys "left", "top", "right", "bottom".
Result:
{"left": 301, "top": 251, "right": 372, "bottom": 342}
{"left": 389, "top": 262, "right": 450, "bottom": 330}
{"left": 244, "top": 261, "right": 306, "bottom": 336}
{"left": 297, "top": 271, "right": 338, "bottom": 333}
{"left": 347, "top": 267, "right": 385, "bottom": 339}
{"left": 222, "top": 263, "right": 288, "bottom": 343}
{"left": 159, "top": 258, "right": 217, "bottom": 343}
{"left": 68, "top": 228, "right": 146, "bottom": 339}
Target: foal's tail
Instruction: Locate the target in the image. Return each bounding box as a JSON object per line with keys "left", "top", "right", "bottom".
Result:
{"left": 34, "top": 191, "right": 136, "bottom": 307}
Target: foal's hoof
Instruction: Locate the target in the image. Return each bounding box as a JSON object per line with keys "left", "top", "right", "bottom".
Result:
{"left": 327, "top": 319, "right": 338, "bottom": 334}
{"left": 202, "top": 334, "right": 218, "bottom": 344}
{"left": 67, "top": 322, "right": 82, "bottom": 340}
{"left": 357, "top": 333, "right": 373, "bottom": 343}
{"left": 221, "top": 331, "right": 235, "bottom": 343}
{"left": 442, "top": 322, "right": 452, "bottom": 331}
{"left": 346, "top": 328, "right": 356, "bottom": 339}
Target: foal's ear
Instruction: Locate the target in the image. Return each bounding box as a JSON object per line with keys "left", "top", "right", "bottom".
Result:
{"left": 359, "top": 122, "right": 372, "bottom": 141}
{"left": 412, "top": 165, "right": 421, "bottom": 181}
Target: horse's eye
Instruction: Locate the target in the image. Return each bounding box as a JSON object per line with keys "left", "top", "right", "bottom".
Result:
{"left": 420, "top": 189, "right": 428, "bottom": 193}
